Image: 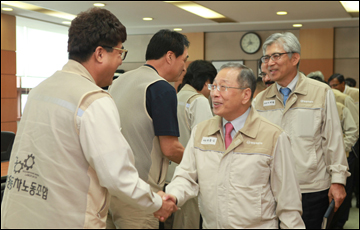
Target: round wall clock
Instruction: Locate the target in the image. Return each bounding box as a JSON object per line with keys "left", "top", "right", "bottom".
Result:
{"left": 240, "top": 32, "right": 261, "bottom": 54}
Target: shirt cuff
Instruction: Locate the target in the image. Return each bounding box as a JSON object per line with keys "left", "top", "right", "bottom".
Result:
{"left": 331, "top": 171, "right": 350, "bottom": 186}
{"left": 165, "top": 187, "right": 184, "bottom": 207}
{"left": 148, "top": 192, "right": 163, "bottom": 213}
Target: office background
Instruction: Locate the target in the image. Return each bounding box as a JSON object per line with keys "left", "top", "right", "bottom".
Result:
{"left": 1, "top": 1, "right": 359, "bottom": 135}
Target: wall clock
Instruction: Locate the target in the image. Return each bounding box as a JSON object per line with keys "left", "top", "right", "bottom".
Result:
{"left": 240, "top": 32, "right": 261, "bottom": 54}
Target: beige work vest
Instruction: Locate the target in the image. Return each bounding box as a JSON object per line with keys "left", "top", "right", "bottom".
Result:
{"left": 109, "top": 66, "right": 169, "bottom": 192}
{"left": 1, "top": 60, "right": 111, "bottom": 228}
{"left": 166, "top": 85, "right": 203, "bottom": 182}
{"left": 344, "top": 86, "right": 359, "bottom": 106}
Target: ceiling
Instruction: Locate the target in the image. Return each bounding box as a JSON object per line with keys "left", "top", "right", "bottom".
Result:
{"left": 1, "top": 1, "right": 359, "bottom": 35}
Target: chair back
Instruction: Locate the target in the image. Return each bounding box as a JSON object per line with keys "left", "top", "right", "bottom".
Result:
{"left": 1, "top": 131, "right": 15, "bottom": 162}
{"left": 1, "top": 182, "right": 5, "bottom": 204}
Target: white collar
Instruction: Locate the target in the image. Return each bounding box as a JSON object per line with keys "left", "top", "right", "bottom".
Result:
{"left": 222, "top": 107, "right": 251, "bottom": 138}
{"left": 276, "top": 72, "right": 299, "bottom": 93}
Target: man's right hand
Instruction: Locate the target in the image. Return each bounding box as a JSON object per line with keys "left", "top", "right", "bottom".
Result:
{"left": 153, "top": 191, "right": 178, "bottom": 222}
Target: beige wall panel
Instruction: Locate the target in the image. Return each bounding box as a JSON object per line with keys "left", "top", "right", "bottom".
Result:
{"left": 123, "top": 34, "right": 153, "bottom": 63}
{"left": 118, "top": 62, "right": 144, "bottom": 72}
{"left": 334, "top": 27, "right": 359, "bottom": 59}
{"left": 1, "top": 14, "right": 16, "bottom": 51}
{"left": 1, "top": 50, "right": 16, "bottom": 75}
{"left": 300, "top": 28, "right": 334, "bottom": 59}
{"left": 1, "top": 75, "right": 17, "bottom": 99}
{"left": 334, "top": 58, "right": 359, "bottom": 86}
{"left": 205, "top": 30, "right": 299, "bottom": 61}
{"left": 1, "top": 98, "right": 17, "bottom": 122}
{"left": 183, "top": 32, "right": 204, "bottom": 61}
{"left": 299, "top": 59, "right": 333, "bottom": 80}
{"left": 1, "top": 121, "right": 17, "bottom": 133}
{"left": 124, "top": 32, "right": 204, "bottom": 63}
{"left": 244, "top": 60, "right": 259, "bottom": 76}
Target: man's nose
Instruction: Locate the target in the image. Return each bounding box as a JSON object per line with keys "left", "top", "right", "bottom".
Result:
{"left": 267, "top": 58, "right": 275, "bottom": 66}
{"left": 211, "top": 88, "right": 220, "bottom": 98}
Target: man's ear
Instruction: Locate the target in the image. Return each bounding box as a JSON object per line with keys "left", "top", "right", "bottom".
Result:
{"left": 291, "top": 52, "right": 300, "bottom": 67}
{"left": 165, "top": 51, "right": 173, "bottom": 64}
{"left": 242, "top": 88, "right": 252, "bottom": 104}
{"left": 94, "top": 46, "right": 104, "bottom": 63}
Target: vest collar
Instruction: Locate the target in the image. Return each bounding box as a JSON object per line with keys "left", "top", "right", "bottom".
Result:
{"left": 180, "top": 84, "right": 198, "bottom": 93}
{"left": 62, "top": 60, "right": 96, "bottom": 84}
{"left": 207, "top": 107, "right": 260, "bottom": 139}
{"left": 265, "top": 72, "right": 308, "bottom": 99}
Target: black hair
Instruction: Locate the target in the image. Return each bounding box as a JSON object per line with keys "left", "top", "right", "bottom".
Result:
{"left": 328, "top": 73, "right": 345, "bottom": 84}
{"left": 309, "top": 76, "right": 326, "bottom": 84}
{"left": 345, "top": 78, "right": 356, "bottom": 87}
{"left": 178, "top": 60, "right": 217, "bottom": 92}
{"left": 145, "top": 29, "right": 189, "bottom": 60}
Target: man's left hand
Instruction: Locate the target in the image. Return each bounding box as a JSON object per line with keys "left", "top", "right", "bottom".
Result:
{"left": 328, "top": 183, "right": 346, "bottom": 212}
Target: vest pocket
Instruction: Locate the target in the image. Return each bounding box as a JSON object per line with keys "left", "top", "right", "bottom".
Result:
{"left": 157, "top": 157, "right": 168, "bottom": 186}
{"left": 97, "top": 189, "right": 109, "bottom": 219}
{"left": 157, "top": 158, "right": 164, "bottom": 184}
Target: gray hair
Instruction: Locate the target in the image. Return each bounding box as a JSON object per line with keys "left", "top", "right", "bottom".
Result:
{"left": 262, "top": 32, "right": 301, "bottom": 68}
{"left": 307, "top": 71, "right": 324, "bottom": 81}
{"left": 220, "top": 63, "right": 256, "bottom": 100}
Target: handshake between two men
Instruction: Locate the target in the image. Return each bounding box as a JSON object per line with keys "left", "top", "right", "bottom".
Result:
{"left": 153, "top": 191, "right": 179, "bottom": 222}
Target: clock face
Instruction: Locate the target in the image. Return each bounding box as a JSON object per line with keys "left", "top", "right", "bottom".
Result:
{"left": 240, "top": 32, "right": 261, "bottom": 54}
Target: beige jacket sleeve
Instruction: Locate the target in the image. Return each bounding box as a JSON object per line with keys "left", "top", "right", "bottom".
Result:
{"left": 322, "top": 90, "right": 350, "bottom": 185}
{"left": 166, "top": 125, "right": 200, "bottom": 207}
{"left": 341, "top": 106, "right": 358, "bottom": 153}
{"left": 344, "top": 96, "right": 359, "bottom": 137}
{"left": 78, "top": 97, "right": 162, "bottom": 213}
{"left": 271, "top": 132, "right": 305, "bottom": 229}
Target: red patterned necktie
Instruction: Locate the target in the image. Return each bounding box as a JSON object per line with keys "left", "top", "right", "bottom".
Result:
{"left": 225, "top": 122, "right": 234, "bottom": 149}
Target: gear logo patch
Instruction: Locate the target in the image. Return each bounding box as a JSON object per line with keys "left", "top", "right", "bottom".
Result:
{"left": 14, "top": 157, "right": 24, "bottom": 174}
{"left": 13, "top": 154, "right": 36, "bottom": 174}
{"left": 24, "top": 154, "right": 35, "bottom": 170}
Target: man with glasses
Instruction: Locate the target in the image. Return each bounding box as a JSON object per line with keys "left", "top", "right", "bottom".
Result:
{"left": 163, "top": 63, "right": 305, "bottom": 228}
{"left": 259, "top": 60, "right": 275, "bottom": 88}
{"left": 107, "top": 29, "right": 188, "bottom": 229}
{"left": 253, "top": 32, "right": 350, "bottom": 229}
{"left": 328, "top": 73, "right": 359, "bottom": 110}
{"left": 1, "top": 8, "right": 176, "bottom": 228}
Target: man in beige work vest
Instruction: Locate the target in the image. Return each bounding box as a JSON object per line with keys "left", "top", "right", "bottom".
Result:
{"left": 108, "top": 29, "right": 188, "bottom": 229}
{"left": 253, "top": 32, "right": 350, "bottom": 229}
{"left": 164, "top": 63, "right": 305, "bottom": 228}
{"left": 1, "top": 8, "right": 176, "bottom": 229}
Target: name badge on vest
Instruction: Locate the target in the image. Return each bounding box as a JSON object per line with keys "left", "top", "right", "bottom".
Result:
{"left": 201, "top": 137, "right": 217, "bottom": 145}
{"left": 263, "top": 100, "right": 275, "bottom": 106}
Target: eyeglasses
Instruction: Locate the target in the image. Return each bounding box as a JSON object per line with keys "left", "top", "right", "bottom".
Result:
{"left": 259, "top": 72, "right": 266, "bottom": 78}
{"left": 101, "top": 45, "right": 128, "bottom": 60}
{"left": 208, "top": 84, "right": 247, "bottom": 92}
{"left": 329, "top": 83, "right": 339, "bottom": 88}
{"left": 260, "top": 52, "right": 292, "bottom": 63}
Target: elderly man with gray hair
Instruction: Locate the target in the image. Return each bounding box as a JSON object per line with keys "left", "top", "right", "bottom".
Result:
{"left": 162, "top": 63, "right": 305, "bottom": 228}
{"left": 253, "top": 32, "right": 350, "bottom": 229}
